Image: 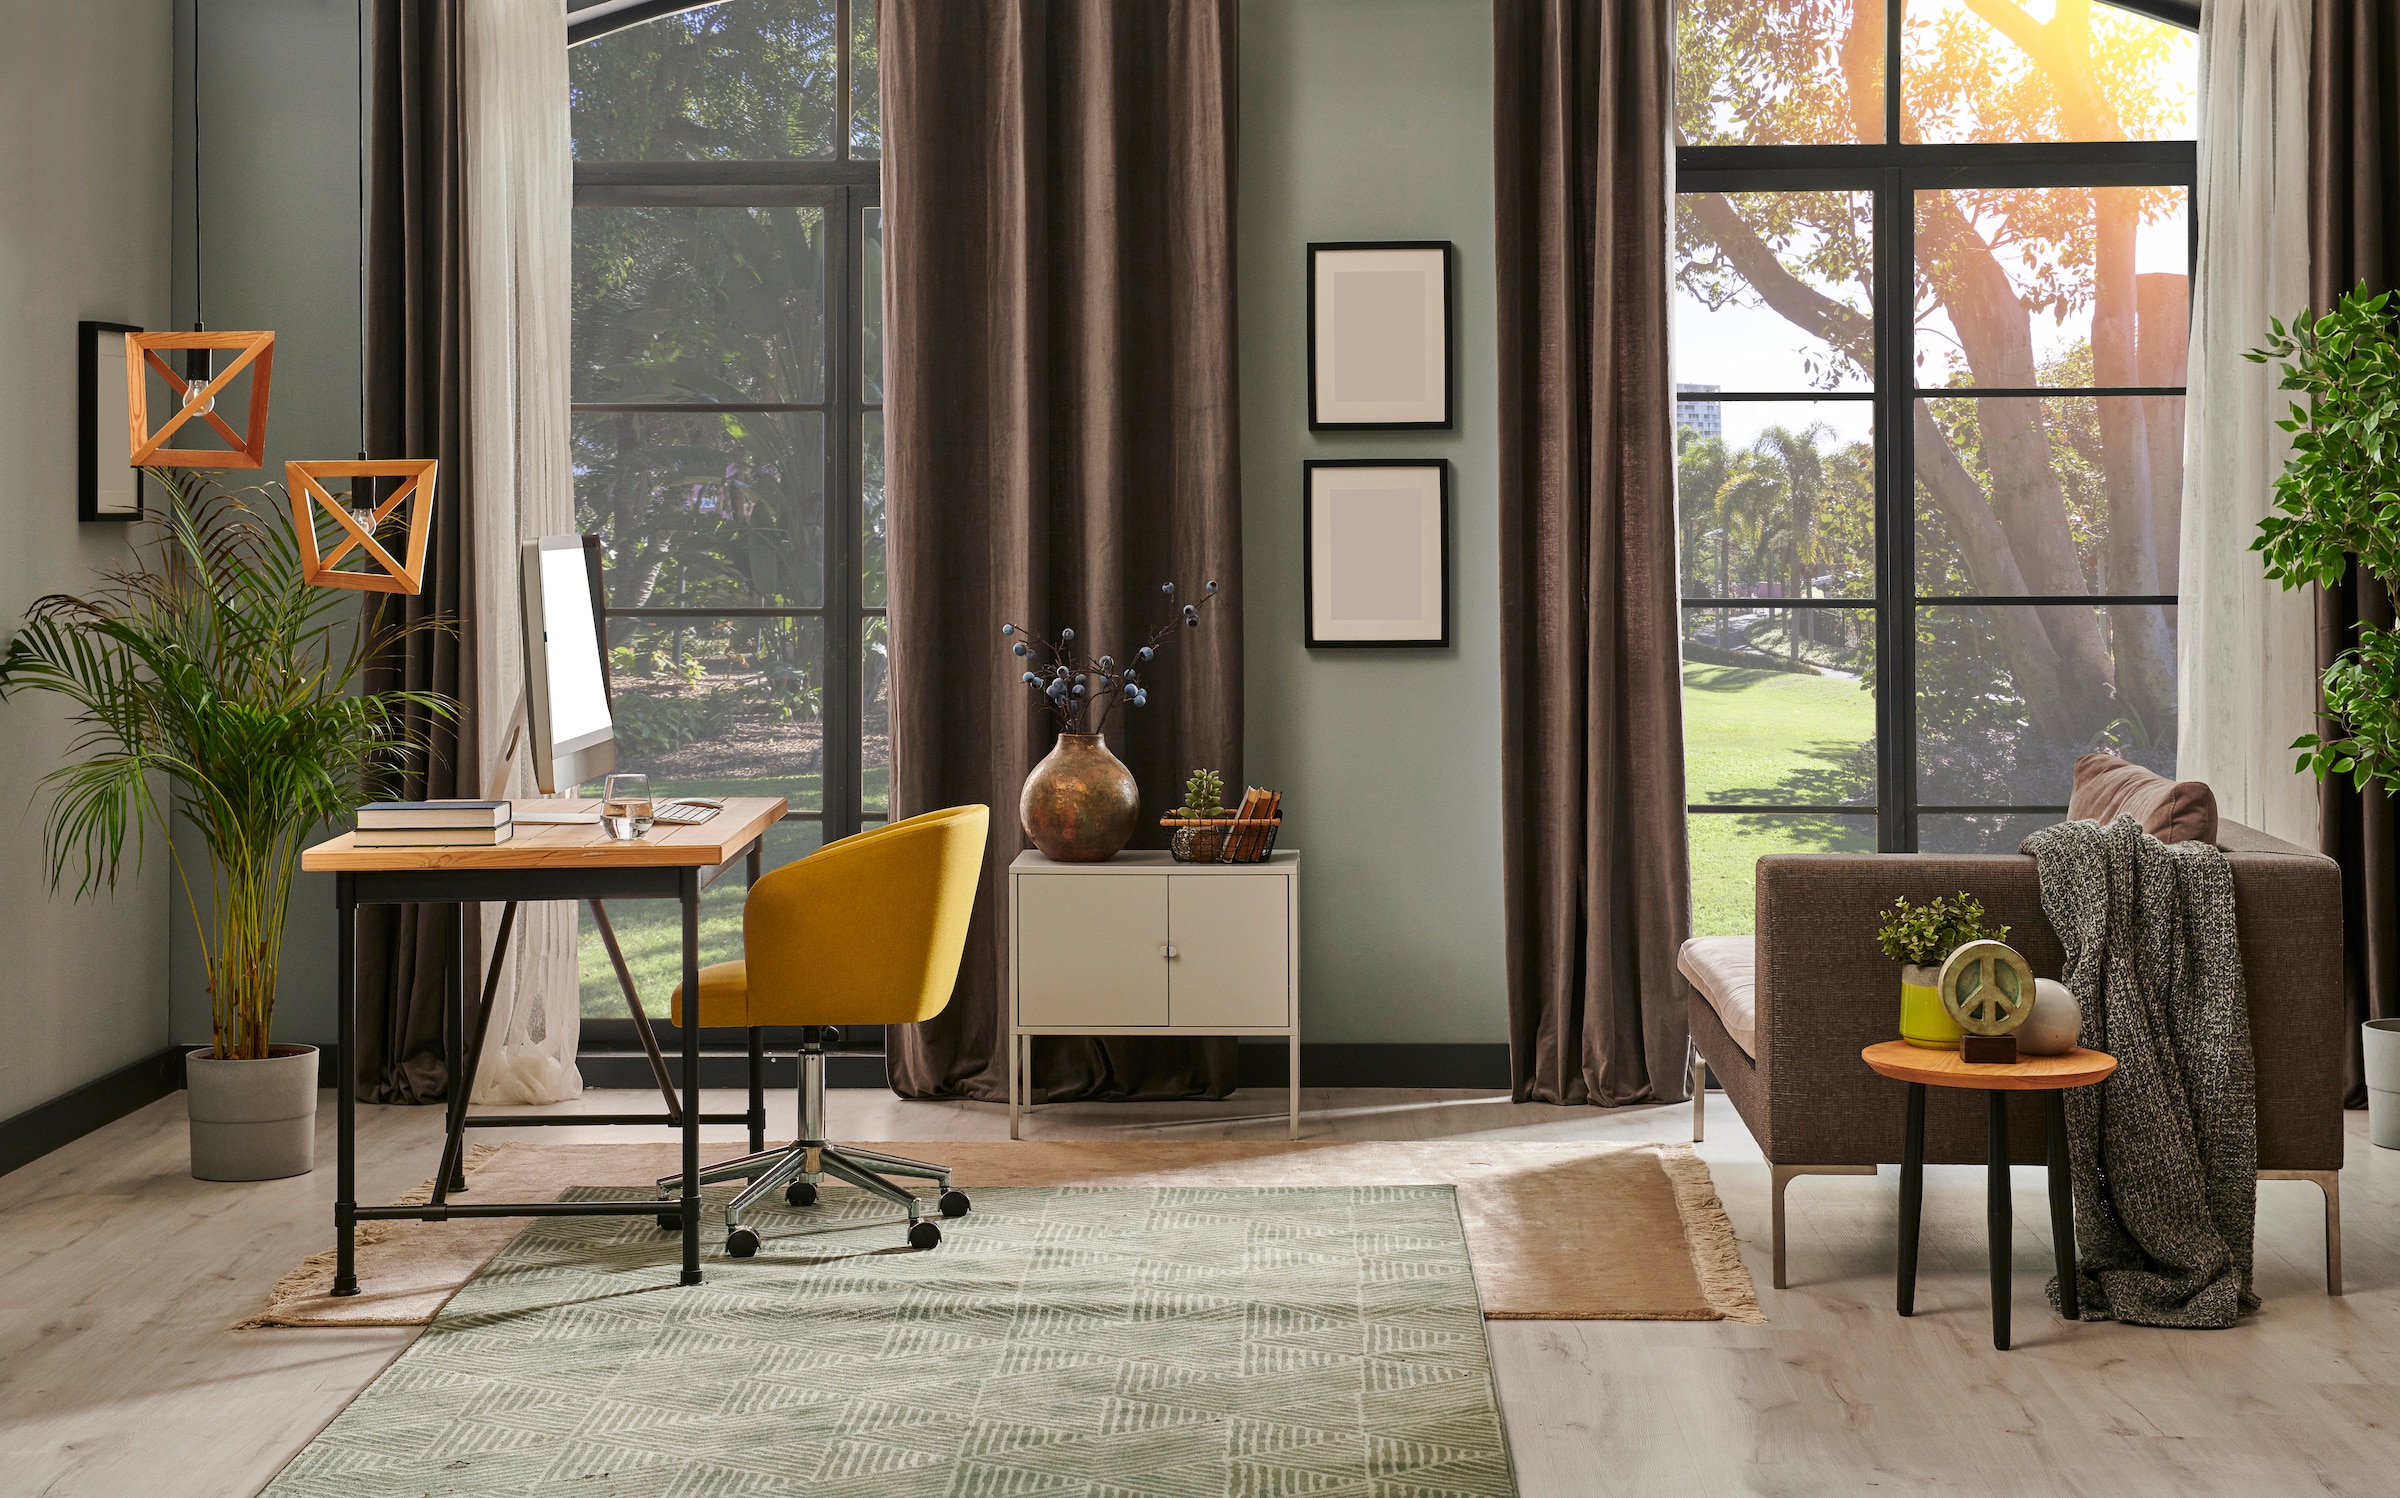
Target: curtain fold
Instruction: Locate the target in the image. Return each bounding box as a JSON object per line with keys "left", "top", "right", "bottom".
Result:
{"left": 881, "top": 0, "right": 1243, "bottom": 1104}
{"left": 2179, "top": 0, "right": 2317, "bottom": 849}
{"left": 462, "top": 0, "right": 580, "bottom": 1105}
{"left": 360, "top": 0, "right": 472, "bottom": 1105}
{"left": 1491, "top": 0, "right": 1689, "bottom": 1106}
{"left": 2310, "top": 0, "right": 2400, "bottom": 1106}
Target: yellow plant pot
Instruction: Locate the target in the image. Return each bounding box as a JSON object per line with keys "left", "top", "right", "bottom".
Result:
{"left": 1900, "top": 963, "right": 1963, "bottom": 1049}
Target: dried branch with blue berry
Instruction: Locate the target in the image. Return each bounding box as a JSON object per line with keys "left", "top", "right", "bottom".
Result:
{"left": 1001, "top": 581, "right": 1220, "bottom": 733}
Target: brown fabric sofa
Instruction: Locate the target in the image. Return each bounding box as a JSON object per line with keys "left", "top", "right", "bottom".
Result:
{"left": 1686, "top": 820, "right": 2345, "bottom": 1292}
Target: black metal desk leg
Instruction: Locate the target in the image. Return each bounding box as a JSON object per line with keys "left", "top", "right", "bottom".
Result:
{"left": 1989, "top": 1091, "right": 2012, "bottom": 1351}
{"left": 746, "top": 840, "right": 765, "bottom": 1154}
{"left": 680, "top": 868, "right": 704, "bottom": 1286}
{"left": 434, "top": 902, "right": 518, "bottom": 1207}
{"left": 2047, "top": 1091, "right": 2079, "bottom": 1321}
{"left": 334, "top": 878, "right": 359, "bottom": 1297}
{"left": 1898, "top": 1082, "right": 1925, "bottom": 1316}
{"left": 443, "top": 903, "right": 470, "bottom": 1192}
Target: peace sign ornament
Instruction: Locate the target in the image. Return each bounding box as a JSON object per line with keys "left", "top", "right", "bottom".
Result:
{"left": 1938, "top": 940, "right": 2034, "bottom": 1037}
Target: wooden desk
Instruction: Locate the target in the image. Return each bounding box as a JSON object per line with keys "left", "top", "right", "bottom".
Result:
{"left": 303, "top": 796, "right": 787, "bottom": 1294}
{"left": 1861, "top": 1040, "right": 2117, "bottom": 1350}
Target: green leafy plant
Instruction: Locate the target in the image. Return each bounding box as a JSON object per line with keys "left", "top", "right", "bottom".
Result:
{"left": 2250, "top": 283, "right": 2400, "bottom": 790}
{"left": 1875, "top": 892, "right": 2009, "bottom": 969}
{"left": 1178, "top": 768, "right": 1225, "bottom": 819}
{"left": 0, "top": 475, "right": 452, "bottom": 1060}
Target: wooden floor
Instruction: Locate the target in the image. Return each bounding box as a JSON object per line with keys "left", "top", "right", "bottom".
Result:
{"left": 1, "top": 1083, "right": 2393, "bottom": 1496}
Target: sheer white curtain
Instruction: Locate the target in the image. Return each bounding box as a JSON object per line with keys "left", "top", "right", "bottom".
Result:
{"left": 2179, "top": 0, "right": 2316, "bottom": 845}
{"left": 465, "top": 0, "right": 581, "bottom": 1104}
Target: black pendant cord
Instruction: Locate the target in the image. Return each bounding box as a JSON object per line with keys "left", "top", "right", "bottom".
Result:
{"left": 357, "top": 0, "right": 368, "bottom": 468}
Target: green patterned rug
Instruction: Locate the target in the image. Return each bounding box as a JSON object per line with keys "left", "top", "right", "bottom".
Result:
{"left": 263, "top": 1184, "right": 1517, "bottom": 1497}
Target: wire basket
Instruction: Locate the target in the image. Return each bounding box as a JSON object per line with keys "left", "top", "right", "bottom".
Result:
{"left": 1162, "top": 816, "right": 1282, "bottom": 864}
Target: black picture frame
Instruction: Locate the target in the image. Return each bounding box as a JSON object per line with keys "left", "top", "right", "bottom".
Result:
{"left": 1306, "top": 241, "right": 1453, "bottom": 431}
{"left": 78, "top": 320, "right": 145, "bottom": 523}
{"left": 1302, "top": 459, "right": 1451, "bottom": 649}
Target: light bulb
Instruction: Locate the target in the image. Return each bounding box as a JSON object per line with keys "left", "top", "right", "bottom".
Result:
{"left": 184, "top": 377, "right": 214, "bottom": 415}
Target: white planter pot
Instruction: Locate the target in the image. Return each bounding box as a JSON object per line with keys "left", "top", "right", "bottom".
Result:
{"left": 2365, "top": 1021, "right": 2400, "bottom": 1151}
{"left": 186, "top": 1045, "right": 319, "bottom": 1181}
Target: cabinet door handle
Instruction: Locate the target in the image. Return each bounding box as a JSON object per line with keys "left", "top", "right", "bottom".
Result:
{"left": 1161, "top": 945, "right": 1178, "bottom": 958}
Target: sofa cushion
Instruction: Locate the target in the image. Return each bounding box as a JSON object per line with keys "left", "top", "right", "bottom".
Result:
{"left": 2069, "top": 752, "right": 2218, "bottom": 844}
{"left": 1678, "top": 935, "right": 1756, "bottom": 1059}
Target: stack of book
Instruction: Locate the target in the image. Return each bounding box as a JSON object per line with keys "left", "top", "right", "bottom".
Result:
{"left": 355, "top": 800, "right": 515, "bottom": 847}
{"left": 1223, "top": 786, "right": 1282, "bottom": 862}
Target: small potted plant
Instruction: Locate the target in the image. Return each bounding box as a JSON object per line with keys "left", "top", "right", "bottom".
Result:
{"left": 1875, "top": 893, "right": 2010, "bottom": 1049}
{"left": 1164, "top": 768, "right": 1232, "bottom": 861}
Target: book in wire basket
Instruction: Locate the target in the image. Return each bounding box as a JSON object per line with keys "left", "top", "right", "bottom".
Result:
{"left": 1161, "top": 787, "right": 1282, "bottom": 863}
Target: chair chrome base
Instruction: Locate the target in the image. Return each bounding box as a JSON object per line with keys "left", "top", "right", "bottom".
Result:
{"left": 655, "top": 1035, "right": 964, "bottom": 1252}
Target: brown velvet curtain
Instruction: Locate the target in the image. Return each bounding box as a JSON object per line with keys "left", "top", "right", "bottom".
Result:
{"left": 1492, "top": 0, "right": 1689, "bottom": 1106}
{"left": 2312, "top": 0, "right": 2400, "bottom": 1108}
{"left": 880, "top": 0, "right": 1243, "bottom": 1103}
{"left": 356, "top": 0, "right": 473, "bottom": 1105}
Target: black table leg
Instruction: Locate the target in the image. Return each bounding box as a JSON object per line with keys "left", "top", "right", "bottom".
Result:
{"left": 2047, "top": 1090, "right": 2079, "bottom": 1321}
{"left": 1898, "top": 1081, "right": 1925, "bottom": 1315}
{"left": 747, "top": 832, "right": 766, "bottom": 1155}
{"left": 680, "top": 868, "right": 704, "bottom": 1286}
{"left": 334, "top": 877, "right": 358, "bottom": 1297}
{"left": 433, "top": 902, "right": 517, "bottom": 1208}
{"left": 443, "top": 903, "right": 470, "bottom": 1192}
{"left": 1989, "top": 1090, "right": 2011, "bottom": 1351}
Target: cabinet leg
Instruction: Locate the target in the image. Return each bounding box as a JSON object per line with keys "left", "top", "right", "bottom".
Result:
{"left": 1289, "top": 1031, "right": 1300, "bottom": 1140}
{"left": 1009, "top": 1033, "right": 1022, "bottom": 1141}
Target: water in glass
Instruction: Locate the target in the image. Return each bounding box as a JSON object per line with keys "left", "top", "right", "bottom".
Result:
{"left": 601, "top": 773, "right": 655, "bottom": 840}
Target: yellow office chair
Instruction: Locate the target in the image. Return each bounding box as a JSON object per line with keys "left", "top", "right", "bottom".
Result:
{"left": 655, "top": 804, "right": 989, "bottom": 1255}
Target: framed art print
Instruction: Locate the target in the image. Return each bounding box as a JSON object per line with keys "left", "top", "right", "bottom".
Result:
{"left": 1304, "top": 460, "right": 1450, "bottom": 648}
{"left": 1307, "top": 241, "right": 1452, "bottom": 430}
{"left": 78, "top": 320, "right": 144, "bottom": 522}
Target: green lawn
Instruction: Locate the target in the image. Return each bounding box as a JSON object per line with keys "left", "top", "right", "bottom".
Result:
{"left": 1682, "top": 662, "right": 1875, "bottom": 935}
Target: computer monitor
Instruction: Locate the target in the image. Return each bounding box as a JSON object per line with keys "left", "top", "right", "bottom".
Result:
{"left": 520, "top": 535, "right": 616, "bottom": 794}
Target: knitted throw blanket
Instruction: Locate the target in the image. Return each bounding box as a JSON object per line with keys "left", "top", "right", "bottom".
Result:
{"left": 2021, "top": 814, "right": 2258, "bottom": 1328}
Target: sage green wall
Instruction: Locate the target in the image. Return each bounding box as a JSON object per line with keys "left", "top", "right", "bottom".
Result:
{"left": 167, "top": 0, "right": 364, "bottom": 1051}
{"left": 1239, "top": 0, "right": 1507, "bottom": 1045}
{"left": 0, "top": 0, "right": 178, "bottom": 1120}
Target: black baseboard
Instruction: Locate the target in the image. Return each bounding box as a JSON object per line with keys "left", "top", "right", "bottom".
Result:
{"left": 0, "top": 1047, "right": 184, "bottom": 1178}
{"left": 1236, "top": 1042, "right": 1512, "bottom": 1090}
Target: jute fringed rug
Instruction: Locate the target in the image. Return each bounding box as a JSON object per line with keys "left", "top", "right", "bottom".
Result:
{"left": 242, "top": 1139, "right": 1761, "bottom": 1328}
{"left": 261, "top": 1184, "right": 1517, "bottom": 1497}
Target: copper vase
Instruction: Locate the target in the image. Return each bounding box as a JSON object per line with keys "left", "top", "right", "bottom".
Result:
{"left": 1020, "top": 732, "right": 1139, "bottom": 861}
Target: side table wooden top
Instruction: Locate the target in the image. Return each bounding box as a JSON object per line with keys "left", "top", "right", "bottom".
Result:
{"left": 1861, "top": 1039, "right": 2116, "bottom": 1092}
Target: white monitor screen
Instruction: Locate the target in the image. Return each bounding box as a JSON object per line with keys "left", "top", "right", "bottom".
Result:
{"left": 540, "top": 545, "right": 612, "bottom": 749}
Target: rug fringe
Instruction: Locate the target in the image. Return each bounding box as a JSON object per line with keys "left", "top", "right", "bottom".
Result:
{"left": 1656, "top": 1143, "right": 1768, "bottom": 1323}
{"left": 232, "top": 1144, "right": 504, "bottom": 1330}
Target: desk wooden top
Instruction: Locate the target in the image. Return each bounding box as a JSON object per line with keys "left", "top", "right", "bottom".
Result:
{"left": 301, "top": 797, "right": 787, "bottom": 873}
{"left": 1862, "top": 1039, "right": 2116, "bottom": 1092}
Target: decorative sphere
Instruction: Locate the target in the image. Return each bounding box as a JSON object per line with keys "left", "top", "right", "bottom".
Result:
{"left": 1061, "top": 627, "right": 1074, "bottom": 642}
{"left": 2019, "top": 979, "right": 2083, "bottom": 1055}
{"left": 1139, "top": 647, "right": 1154, "bottom": 661}
{"left": 1001, "top": 624, "right": 1014, "bottom": 636}
{"left": 1022, "top": 672, "right": 1038, "bottom": 684}
{"left": 1013, "top": 643, "right": 1028, "bottom": 656}
{"left": 1162, "top": 583, "right": 1175, "bottom": 596}
{"left": 1206, "top": 580, "right": 1218, "bottom": 592}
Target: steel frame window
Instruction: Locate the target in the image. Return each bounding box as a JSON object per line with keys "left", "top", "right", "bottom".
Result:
{"left": 1675, "top": 3, "right": 2197, "bottom": 851}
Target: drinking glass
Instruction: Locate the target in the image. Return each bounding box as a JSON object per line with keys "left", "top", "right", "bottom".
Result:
{"left": 601, "top": 773, "right": 655, "bottom": 839}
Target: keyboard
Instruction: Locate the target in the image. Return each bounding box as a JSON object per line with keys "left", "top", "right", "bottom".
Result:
{"left": 652, "top": 799, "right": 722, "bottom": 825}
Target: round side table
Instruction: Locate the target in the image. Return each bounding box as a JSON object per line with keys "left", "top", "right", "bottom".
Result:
{"left": 1860, "top": 1040, "right": 2117, "bottom": 1350}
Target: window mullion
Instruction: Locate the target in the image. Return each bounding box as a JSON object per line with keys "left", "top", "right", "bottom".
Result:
{"left": 1875, "top": 165, "right": 1917, "bottom": 853}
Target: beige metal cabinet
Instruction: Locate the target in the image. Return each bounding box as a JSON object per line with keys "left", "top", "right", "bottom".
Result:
{"left": 1008, "top": 849, "right": 1300, "bottom": 1137}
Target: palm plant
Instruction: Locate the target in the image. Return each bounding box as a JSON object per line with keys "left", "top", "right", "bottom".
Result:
{"left": 0, "top": 474, "right": 453, "bottom": 1059}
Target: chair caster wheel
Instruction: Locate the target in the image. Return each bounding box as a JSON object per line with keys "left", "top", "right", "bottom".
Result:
{"left": 726, "top": 1227, "right": 762, "bottom": 1258}
{"left": 908, "top": 1220, "right": 942, "bottom": 1251}
{"left": 939, "top": 1189, "right": 971, "bottom": 1218}
{"left": 656, "top": 1212, "right": 682, "bottom": 1232}
{"left": 786, "top": 1181, "right": 817, "bottom": 1208}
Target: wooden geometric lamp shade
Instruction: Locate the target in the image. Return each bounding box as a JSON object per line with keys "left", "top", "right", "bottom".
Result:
{"left": 284, "top": 458, "right": 438, "bottom": 594}
{"left": 125, "top": 330, "right": 275, "bottom": 468}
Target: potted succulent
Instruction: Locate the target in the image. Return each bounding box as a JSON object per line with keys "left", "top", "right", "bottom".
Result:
{"left": 1164, "top": 768, "right": 1232, "bottom": 861}
{"left": 1875, "top": 892, "right": 2010, "bottom": 1049}
{"left": 0, "top": 476, "right": 450, "bottom": 1179}
{"left": 1001, "top": 580, "right": 1220, "bottom": 862}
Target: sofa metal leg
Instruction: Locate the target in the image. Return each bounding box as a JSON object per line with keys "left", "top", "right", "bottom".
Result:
{"left": 1689, "top": 1041, "right": 1706, "bottom": 1143}
{"left": 1770, "top": 1164, "right": 1877, "bottom": 1291}
{"left": 2260, "top": 1168, "right": 2342, "bottom": 1296}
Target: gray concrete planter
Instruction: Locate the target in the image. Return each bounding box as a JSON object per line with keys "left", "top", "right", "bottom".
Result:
{"left": 2366, "top": 1019, "right": 2400, "bottom": 1151}
{"left": 186, "top": 1045, "right": 318, "bottom": 1180}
